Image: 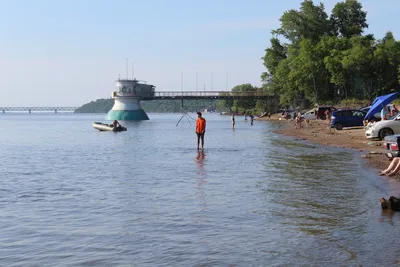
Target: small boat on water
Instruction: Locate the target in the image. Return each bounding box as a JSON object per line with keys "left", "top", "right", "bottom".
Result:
{"left": 92, "top": 122, "right": 127, "bottom": 132}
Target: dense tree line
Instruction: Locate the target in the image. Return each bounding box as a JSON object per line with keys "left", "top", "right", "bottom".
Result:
{"left": 261, "top": 0, "right": 400, "bottom": 106}
{"left": 216, "top": 83, "right": 278, "bottom": 114}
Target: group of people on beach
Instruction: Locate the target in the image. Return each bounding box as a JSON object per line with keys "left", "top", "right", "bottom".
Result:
{"left": 364, "top": 104, "right": 399, "bottom": 126}
{"left": 380, "top": 104, "right": 399, "bottom": 120}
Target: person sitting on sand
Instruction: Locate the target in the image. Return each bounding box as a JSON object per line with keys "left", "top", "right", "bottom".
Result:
{"left": 379, "top": 157, "right": 400, "bottom": 176}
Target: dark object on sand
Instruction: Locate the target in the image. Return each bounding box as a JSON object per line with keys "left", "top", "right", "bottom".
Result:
{"left": 380, "top": 196, "right": 400, "bottom": 211}
{"left": 383, "top": 134, "right": 400, "bottom": 158}
{"left": 92, "top": 122, "right": 127, "bottom": 132}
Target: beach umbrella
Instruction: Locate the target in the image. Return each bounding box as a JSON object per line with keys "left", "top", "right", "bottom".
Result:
{"left": 364, "top": 92, "right": 399, "bottom": 120}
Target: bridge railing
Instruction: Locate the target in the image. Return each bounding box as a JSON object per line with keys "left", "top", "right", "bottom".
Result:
{"left": 0, "top": 107, "right": 79, "bottom": 113}
{"left": 153, "top": 91, "right": 273, "bottom": 98}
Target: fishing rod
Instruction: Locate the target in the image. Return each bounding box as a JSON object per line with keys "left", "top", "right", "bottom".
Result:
{"left": 176, "top": 97, "right": 196, "bottom": 127}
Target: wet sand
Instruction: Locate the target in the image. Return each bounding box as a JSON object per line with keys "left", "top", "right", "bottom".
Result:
{"left": 258, "top": 115, "right": 398, "bottom": 179}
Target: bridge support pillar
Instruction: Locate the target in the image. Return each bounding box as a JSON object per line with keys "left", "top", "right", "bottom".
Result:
{"left": 28, "top": 109, "right": 31, "bottom": 114}
{"left": 2, "top": 110, "right": 4, "bottom": 114}
{"left": 106, "top": 96, "right": 148, "bottom": 121}
{"left": 55, "top": 109, "right": 57, "bottom": 113}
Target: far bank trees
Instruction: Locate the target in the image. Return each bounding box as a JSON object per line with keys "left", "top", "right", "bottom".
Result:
{"left": 262, "top": 0, "right": 400, "bottom": 106}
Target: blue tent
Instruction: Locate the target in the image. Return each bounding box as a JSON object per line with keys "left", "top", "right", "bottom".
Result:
{"left": 364, "top": 92, "right": 399, "bottom": 120}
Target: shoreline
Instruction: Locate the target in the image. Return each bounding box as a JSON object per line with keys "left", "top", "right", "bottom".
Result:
{"left": 258, "top": 116, "right": 398, "bottom": 179}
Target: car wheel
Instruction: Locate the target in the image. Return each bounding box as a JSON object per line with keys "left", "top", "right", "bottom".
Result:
{"left": 286, "top": 115, "right": 291, "bottom": 119}
{"left": 334, "top": 123, "right": 344, "bottom": 130}
{"left": 379, "top": 128, "right": 394, "bottom": 140}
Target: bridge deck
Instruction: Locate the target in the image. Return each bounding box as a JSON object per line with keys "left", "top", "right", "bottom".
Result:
{"left": 0, "top": 107, "right": 79, "bottom": 112}
{"left": 142, "top": 91, "right": 276, "bottom": 100}
{"left": 0, "top": 91, "right": 277, "bottom": 112}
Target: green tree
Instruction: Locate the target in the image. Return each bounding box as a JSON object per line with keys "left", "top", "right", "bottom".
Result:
{"left": 331, "top": 0, "right": 368, "bottom": 38}
{"left": 323, "top": 36, "right": 351, "bottom": 97}
{"left": 273, "top": 0, "right": 330, "bottom": 43}
{"left": 289, "top": 38, "right": 332, "bottom": 103}
{"left": 231, "top": 84, "right": 258, "bottom": 112}
{"left": 273, "top": 58, "right": 301, "bottom": 105}
{"left": 373, "top": 32, "right": 400, "bottom": 95}
{"left": 341, "top": 35, "right": 376, "bottom": 98}
{"left": 261, "top": 0, "right": 400, "bottom": 105}
{"left": 261, "top": 37, "right": 287, "bottom": 82}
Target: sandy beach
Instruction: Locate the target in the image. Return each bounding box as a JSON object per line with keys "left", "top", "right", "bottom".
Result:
{"left": 258, "top": 115, "right": 398, "bottom": 179}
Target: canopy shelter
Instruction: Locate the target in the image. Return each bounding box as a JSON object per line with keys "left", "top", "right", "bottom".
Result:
{"left": 364, "top": 92, "right": 399, "bottom": 120}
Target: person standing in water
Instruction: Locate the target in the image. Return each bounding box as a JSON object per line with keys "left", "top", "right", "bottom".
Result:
{"left": 232, "top": 113, "right": 235, "bottom": 129}
{"left": 250, "top": 114, "right": 254, "bottom": 125}
{"left": 195, "top": 112, "right": 206, "bottom": 150}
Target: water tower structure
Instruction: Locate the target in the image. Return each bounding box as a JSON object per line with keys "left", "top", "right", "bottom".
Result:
{"left": 106, "top": 78, "right": 155, "bottom": 121}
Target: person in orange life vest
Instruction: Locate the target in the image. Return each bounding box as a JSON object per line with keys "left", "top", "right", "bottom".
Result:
{"left": 195, "top": 112, "right": 206, "bottom": 150}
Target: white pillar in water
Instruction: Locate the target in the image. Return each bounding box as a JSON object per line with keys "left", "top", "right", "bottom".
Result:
{"left": 106, "top": 79, "right": 155, "bottom": 121}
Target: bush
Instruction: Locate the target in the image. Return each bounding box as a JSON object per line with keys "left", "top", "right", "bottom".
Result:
{"left": 337, "top": 98, "right": 370, "bottom": 109}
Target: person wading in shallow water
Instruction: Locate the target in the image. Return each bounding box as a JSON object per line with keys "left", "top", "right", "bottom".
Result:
{"left": 195, "top": 112, "right": 206, "bottom": 150}
{"left": 250, "top": 114, "right": 254, "bottom": 125}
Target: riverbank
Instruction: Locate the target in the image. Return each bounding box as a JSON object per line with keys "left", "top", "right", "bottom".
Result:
{"left": 258, "top": 116, "right": 398, "bottom": 179}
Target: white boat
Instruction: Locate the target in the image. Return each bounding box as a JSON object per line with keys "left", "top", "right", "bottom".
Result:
{"left": 92, "top": 122, "right": 127, "bottom": 132}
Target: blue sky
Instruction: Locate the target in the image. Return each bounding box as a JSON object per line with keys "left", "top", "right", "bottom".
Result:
{"left": 1, "top": 0, "right": 399, "bottom": 106}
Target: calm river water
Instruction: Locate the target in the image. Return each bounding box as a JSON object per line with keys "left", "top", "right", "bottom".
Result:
{"left": 0, "top": 113, "right": 400, "bottom": 266}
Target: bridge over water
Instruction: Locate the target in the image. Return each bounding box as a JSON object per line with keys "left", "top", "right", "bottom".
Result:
{"left": 0, "top": 106, "right": 79, "bottom": 113}
{"left": 0, "top": 90, "right": 277, "bottom": 113}
{"left": 143, "top": 91, "right": 276, "bottom": 100}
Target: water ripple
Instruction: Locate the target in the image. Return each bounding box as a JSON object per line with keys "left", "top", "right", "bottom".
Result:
{"left": 0, "top": 114, "right": 399, "bottom": 266}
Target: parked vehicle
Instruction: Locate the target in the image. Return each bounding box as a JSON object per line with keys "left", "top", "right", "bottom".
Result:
{"left": 301, "top": 109, "right": 318, "bottom": 120}
{"left": 365, "top": 112, "right": 400, "bottom": 140}
{"left": 383, "top": 134, "right": 400, "bottom": 158}
{"left": 330, "top": 109, "right": 366, "bottom": 130}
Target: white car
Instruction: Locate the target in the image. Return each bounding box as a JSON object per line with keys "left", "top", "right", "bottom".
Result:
{"left": 365, "top": 113, "right": 400, "bottom": 140}
{"left": 301, "top": 109, "right": 318, "bottom": 120}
